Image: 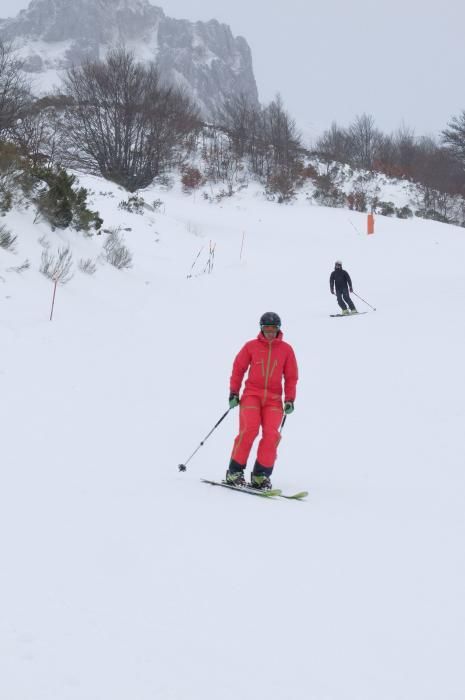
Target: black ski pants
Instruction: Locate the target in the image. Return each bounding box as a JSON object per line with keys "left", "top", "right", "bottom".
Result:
{"left": 336, "top": 286, "right": 355, "bottom": 311}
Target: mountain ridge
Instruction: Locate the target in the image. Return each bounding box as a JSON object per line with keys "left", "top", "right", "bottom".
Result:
{"left": 0, "top": 0, "right": 259, "bottom": 117}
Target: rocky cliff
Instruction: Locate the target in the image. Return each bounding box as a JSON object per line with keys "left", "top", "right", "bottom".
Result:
{"left": 0, "top": 0, "right": 259, "bottom": 117}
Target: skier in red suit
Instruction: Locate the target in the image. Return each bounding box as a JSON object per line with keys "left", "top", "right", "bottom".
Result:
{"left": 226, "top": 312, "right": 298, "bottom": 489}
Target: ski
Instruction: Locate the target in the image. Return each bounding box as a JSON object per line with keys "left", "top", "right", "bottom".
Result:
{"left": 279, "top": 491, "right": 308, "bottom": 500}
{"left": 201, "top": 478, "right": 281, "bottom": 498}
{"left": 201, "top": 479, "right": 308, "bottom": 500}
{"left": 330, "top": 311, "right": 368, "bottom": 317}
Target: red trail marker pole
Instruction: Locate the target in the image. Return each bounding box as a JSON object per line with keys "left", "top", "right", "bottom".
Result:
{"left": 49, "top": 278, "right": 58, "bottom": 321}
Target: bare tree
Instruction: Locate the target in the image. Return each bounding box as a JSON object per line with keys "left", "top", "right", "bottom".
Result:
{"left": 315, "top": 122, "right": 353, "bottom": 165}
{"left": 442, "top": 110, "right": 465, "bottom": 170}
{"left": 0, "top": 40, "right": 31, "bottom": 138}
{"left": 216, "top": 93, "right": 303, "bottom": 180}
{"left": 393, "top": 125, "right": 417, "bottom": 177}
{"left": 262, "top": 94, "right": 303, "bottom": 173}
{"left": 12, "top": 105, "right": 62, "bottom": 167}
{"left": 216, "top": 93, "right": 258, "bottom": 159}
{"left": 312, "top": 113, "right": 465, "bottom": 219}
{"left": 373, "top": 132, "right": 396, "bottom": 173}
{"left": 348, "top": 114, "right": 383, "bottom": 170}
{"left": 61, "top": 48, "right": 200, "bottom": 190}
{"left": 374, "top": 125, "right": 417, "bottom": 179}
{"left": 412, "top": 136, "right": 464, "bottom": 196}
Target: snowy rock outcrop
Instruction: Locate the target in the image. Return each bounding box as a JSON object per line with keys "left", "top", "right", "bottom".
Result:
{"left": 0, "top": 0, "right": 259, "bottom": 117}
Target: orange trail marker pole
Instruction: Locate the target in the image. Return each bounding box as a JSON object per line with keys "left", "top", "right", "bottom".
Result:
{"left": 367, "top": 212, "right": 375, "bottom": 235}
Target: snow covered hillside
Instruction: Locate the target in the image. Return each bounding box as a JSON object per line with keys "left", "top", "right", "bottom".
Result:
{"left": 1, "top": 177, "right": 464, "bottom": 699}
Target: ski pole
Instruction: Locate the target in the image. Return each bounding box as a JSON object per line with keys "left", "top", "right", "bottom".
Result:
{"left": 280, "top": 415, "right": 287, "bottom": 432}
{"left": 352, "top": 291, "right": 376, "bottom": 311}
{"left": 178, "top": 409, "right": 231, "bottom": 472}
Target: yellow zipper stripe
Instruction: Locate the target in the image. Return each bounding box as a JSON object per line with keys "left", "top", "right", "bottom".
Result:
{"left": 269, "top": 359, "right": 278, "bottom": 379}
{"left": 262, "top": 341, "right": 273, "bottom": 405}
{"left": 232, "top": 431, "right": 245, "bottom": 459}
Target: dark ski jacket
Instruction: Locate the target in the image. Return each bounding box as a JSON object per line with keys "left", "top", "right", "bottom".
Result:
{"left": 330, "top": 268, "right": 353, "bottom": 293}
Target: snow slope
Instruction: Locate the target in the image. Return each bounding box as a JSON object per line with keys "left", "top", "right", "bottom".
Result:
{"left": 1, "top": 178, "right": 464, "bottom": 699}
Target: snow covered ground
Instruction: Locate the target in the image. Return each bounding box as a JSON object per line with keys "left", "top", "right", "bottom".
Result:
{"left": 1, "top": 177, "right": 464, "bottom": 699}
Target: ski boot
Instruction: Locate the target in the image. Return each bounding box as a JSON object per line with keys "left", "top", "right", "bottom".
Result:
{"left": 342, "top": 309, "right": 350, "bottom": 315}
{"left": 250, "top": 474, "right": 272, "bottom": 490}
{"left": 250, "top": 462, "right": 273, "bottom": 490}
{"left": 350, "top": 308, "right": 358, "bottom": 314}
{"left": 225, "top": 460, "right": 246, "bottom": 487}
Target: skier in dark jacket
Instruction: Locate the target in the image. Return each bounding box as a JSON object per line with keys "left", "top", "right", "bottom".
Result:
{"left": 330, "top": 261, "right": 357, "bottom": 314}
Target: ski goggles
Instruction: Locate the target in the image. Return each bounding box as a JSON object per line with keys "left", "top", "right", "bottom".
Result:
{"left": 261, "top": 324, "right": 280, "bottom": 332}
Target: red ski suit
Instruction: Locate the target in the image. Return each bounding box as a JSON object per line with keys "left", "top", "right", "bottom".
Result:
{"left": 230, "top": 331, "right": 298, "bottom": 469}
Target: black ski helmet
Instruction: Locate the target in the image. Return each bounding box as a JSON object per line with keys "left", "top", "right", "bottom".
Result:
{"left": 260, "top": 312, "right": 281, "bottom": 328}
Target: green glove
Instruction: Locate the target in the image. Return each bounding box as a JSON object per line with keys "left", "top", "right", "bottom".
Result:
{"left": 284, "top": 401, "right": 294, "bottom": 415}
{"left": 229, "top": 393, "right": 240, "bottom": 409}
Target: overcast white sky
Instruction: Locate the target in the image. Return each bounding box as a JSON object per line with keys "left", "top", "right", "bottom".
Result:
{"left": 2, "top": 0, "right": 465, "bottom": 139}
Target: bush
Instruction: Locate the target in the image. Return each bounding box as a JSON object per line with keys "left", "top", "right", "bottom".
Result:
{"left": 0, "top": 142, "right": 22, "bottom": 213}
{"left": 215, "top": 186, "right": 234, "bottom": 202}
{"left": 103, "top": 228, "right": 133, "bottom": 269}
{"left": 266, "top": 169, "right": 296, "bottom": 203}
{"left": 347, "top": 191, "right": 367, "bottom": 212}
{"left": 415, "top": 208, "right": 450, "bottom": 223}
{"left": 118, "top": 195, "right": 145, "bottom": 214}
{"left": 0, "top": 223, "right": 17, "bottom": 251}
{"left": 375, "top": 200, "right": 396, "bottom": 217}
{"left": 312, "top": 174, "right": 346, "bottom": 207}
{"left": 78, "top": 258, "right": 97, "bottom": 275}
{"left": 6, "top": 259, "right": 30, "bottom": 273}
{"left": 32, "top": 166, "right": 102, "bottom": 232}
{"left": 34, "top": 168, "right": 74, "bottom": 228}
{"left": 40, "top": 246, "right": 73, "bottom": 283}
{"left": 152, "top": 198, "right": 164, "bottom": 211}
{"left": 300, "top": 163, "right": 319, "bottom": 180}
{"left": 182, "top": 167, "right": 203, "bottom": 191}
{"left": 73, "top": 190, "right": 103, "bottom": 233}
{"left": 396, "top": 205, "right": 413, "bottom": 219}
{"left": 0, "top": 188, "right": 12, "bottom": 213}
